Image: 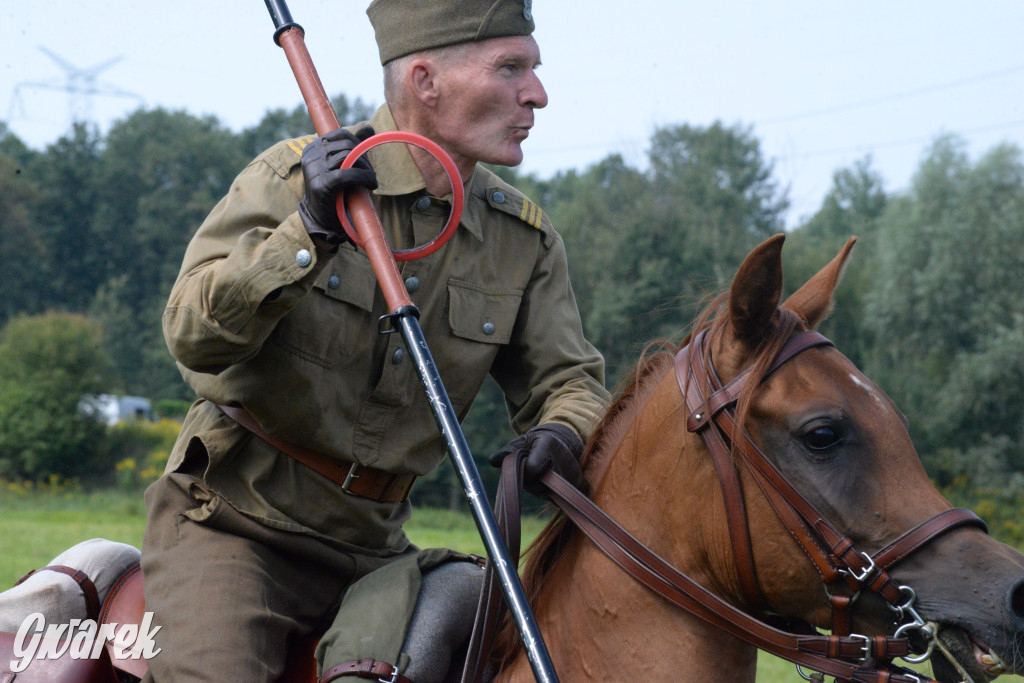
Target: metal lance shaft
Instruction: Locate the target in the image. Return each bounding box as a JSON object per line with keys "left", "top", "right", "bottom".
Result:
{"left": 262, "top": 2, "right": 559, "bottom": 681}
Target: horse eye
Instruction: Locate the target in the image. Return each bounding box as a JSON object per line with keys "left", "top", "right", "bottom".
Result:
{"left": 804, "top": 425, "right": 841, "bottom": 451}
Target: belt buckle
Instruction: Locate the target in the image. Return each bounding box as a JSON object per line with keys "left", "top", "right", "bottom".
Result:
{"left": 341, "top": 462, "right": 361, "bottom": 495}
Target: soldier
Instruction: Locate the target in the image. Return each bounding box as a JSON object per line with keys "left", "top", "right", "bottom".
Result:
{"left": 141, "top": 1, "right": 609, "bottom": 681}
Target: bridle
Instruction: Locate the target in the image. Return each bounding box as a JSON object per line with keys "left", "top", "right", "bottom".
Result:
{"left": 466, "top": 328, "right": 989, "bottom": 683}
{"left": 544, "top": 328, "right": 988, "bottom": 683}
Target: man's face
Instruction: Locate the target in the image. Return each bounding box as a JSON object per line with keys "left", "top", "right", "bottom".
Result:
{"left": 429, "top": 35, "right": 548, "bottom": 169}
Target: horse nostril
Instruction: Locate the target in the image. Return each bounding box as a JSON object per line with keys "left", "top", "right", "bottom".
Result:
{"left": 1010, "top": 577, "right": 1024, "bottom": 621}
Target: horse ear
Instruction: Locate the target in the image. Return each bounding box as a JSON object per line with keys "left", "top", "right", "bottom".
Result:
{"left": 782, "top": 236, "right": 857, "bottom": 328}
{"left": 729, "top": 233, "right": 786, "bottom": 343}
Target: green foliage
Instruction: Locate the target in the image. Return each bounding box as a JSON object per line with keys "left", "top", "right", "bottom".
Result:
{"left": 3, "top": 96, "right": 1024, "bottom": 503}
{"left": 153, "top": 398, "right": 193, "bottom": 420}
{"left": 940, "top": 475, "right": 1024, "bottom": 546}
{"left": 542, "top": 123, "right": 788, "bottom": 378}
{"left": 858, "top": 136, "right": 1024, "bottom": 484}
{"left": 26, "top": 123, "right": 105, "bottom": 312}
{"left": 103, "top": 418, "right": 181, "bottom": 491}
{"left": 0, "top": 313, "right": 112, "bottom": 480}
{"left": 0, "top": 151, "right": 47, "bottom": 323}
{"left": 783, "top": 156, "right": 888, "bottom": 367}
{"left": 238, "top": 94, "right": 377, "bottom": 157}
{"left": 89, "top": 109, "right": 250, "bottom": 397}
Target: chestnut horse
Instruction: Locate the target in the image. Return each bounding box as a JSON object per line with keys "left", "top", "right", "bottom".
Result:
{"left": 491, "top": 234, "right": 1024, "bottom": 683}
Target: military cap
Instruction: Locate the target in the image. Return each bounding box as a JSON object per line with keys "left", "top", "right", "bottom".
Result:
{"left": 367, "top": 0, "right": 535, "bottom": 65}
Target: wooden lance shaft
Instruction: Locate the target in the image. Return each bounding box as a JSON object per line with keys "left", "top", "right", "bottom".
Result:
{"left": 273, "top": 16, "right": 410, "bottom": 311}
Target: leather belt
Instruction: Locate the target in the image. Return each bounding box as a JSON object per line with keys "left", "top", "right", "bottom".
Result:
{"left": 217, "top": 405, "right": 416, "bottom": 504}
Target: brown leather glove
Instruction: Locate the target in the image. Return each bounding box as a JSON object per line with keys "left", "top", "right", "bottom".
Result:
{"left": 298, "top": 125, "right": 377, "bottom": 248}
{"left": 488, "top": 423, "right": 584, "bottom": 498}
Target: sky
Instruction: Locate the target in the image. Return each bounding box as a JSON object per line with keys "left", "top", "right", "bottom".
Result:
{"left": 3, "top": 1, "right": 1024, "bottom": 228}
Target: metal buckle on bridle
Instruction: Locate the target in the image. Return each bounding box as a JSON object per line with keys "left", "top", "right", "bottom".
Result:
{"left": 848, "top": 633, "right": 872, "bottom": 663}
{"left": 841, "top": 551, "right": 878, "bottom": 584}
{"left": 890, "top": 585, "right": 936, "bottom": 664}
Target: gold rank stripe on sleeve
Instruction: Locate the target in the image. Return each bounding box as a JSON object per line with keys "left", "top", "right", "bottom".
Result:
{"left": 519, "top": 198, "right": 543, "bottom": 229}
{"left": 285, "top": 136, "right": 316, "bottom": 157}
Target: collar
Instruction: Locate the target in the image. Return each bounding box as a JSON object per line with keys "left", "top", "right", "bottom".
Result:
{"left": 366, "top": 104, "right": 485, "bottom": 242}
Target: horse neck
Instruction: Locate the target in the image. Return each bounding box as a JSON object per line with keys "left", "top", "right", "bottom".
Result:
{"left": 500, "top": 368, "right": 759, "bottom": 682}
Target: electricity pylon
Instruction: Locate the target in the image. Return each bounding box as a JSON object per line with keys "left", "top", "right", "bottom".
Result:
{"left": 7, "top": 46, "right": 144, "bottom": 128}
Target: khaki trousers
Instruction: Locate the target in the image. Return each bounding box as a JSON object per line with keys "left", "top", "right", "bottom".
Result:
{"left": 139, "top": 472, "right": 413, "bottom": 683}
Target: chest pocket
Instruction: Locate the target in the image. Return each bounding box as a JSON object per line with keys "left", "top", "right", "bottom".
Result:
{"left": 269, "top": 248, "right": 379, "bottom": 368}
{"left": 447, "top": 279, "right": 522, "bottom": 345}
{"left": 316, "top": 248, "right": 377, "bottom": 311}
{"left": 439, "top": 280, "right": 522, "bottom": 405}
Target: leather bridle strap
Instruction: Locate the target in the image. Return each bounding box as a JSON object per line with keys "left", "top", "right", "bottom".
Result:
{"left": 872, "top": 507, "right": 986, "bottom": 570}
{"left": 461, "top": 453, "right": 527, "bottom": 683}
{"left": 677, "top": 329, "right": 986, "bottom": 618}
{"left": 680, "top": 331, "right": 854, "bottom": 585}
{"left": 542, "top": 470, "right": 926, "bottom": 683}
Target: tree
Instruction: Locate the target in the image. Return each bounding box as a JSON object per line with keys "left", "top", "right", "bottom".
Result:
{"left": 26, "top": 123, "right": 106, "bottom": 311}
{"left": 0, "top": 152, "right": 48, "bottom": 323}
{"left": 238, "top": 94, "right": 377, "bottom": 157}
{"left": 784, "top": 156, "right": 888, "bottom": 367}
{"left": 546, "top": 124, "right": 788, "bottom": 380}
{"left": 648, "top": 121, "right": 789, "bottom": 286}
{"left": 89, "top": 108, "right": 248, "bottom": 397}
{"left": 0, "top": 313, "right": 113, "bottom": 480}
{"left": 862, "top": 135, "right": 1024, "bottom": 484}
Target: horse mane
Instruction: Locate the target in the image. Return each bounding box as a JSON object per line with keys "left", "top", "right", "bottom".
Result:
{"left": 491, "top": 290, "right": 806, "bottom": 667}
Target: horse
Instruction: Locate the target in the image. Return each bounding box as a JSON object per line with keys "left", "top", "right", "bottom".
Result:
{"left": 489, "top": 234, "right": 1024, "bottom": 683}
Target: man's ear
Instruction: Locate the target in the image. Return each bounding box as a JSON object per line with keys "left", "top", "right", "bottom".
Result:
{"left": 407, "top": 58, "right": 440, "bottom": 108}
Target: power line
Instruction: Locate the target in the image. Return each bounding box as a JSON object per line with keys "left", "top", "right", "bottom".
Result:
{"left": 775, "top": 118, "right": 1024, "bottom": 162}
{"left": 757, "top": 63, "right": 1024, "bottom": 126}
{"left": 526, "top": 118, "right": 1024, "bottom": 164}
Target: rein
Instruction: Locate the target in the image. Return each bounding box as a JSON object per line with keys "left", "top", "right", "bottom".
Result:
{"left": 467, "top": 329, "right": 988, "bottom": 683}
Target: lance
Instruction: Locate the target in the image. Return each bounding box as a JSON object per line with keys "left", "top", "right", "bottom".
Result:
{"left": 261, "top": 2, "right": 559, "bottom": 681}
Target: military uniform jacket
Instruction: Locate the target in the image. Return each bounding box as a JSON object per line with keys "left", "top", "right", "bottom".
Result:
{"left": 162, "top": 105, "right": 609, "bottom": 549}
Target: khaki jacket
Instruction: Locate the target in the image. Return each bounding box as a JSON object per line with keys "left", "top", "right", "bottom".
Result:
{"left": 162, "top": 105, "right": 608, "bottom": 548}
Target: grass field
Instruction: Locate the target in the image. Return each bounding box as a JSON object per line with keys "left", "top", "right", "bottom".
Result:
{"left": 1, "top": 488, "right": 1020, "bottom": 682}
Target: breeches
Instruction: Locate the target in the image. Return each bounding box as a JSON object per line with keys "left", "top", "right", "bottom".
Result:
{"left": 139, "top": 472, "right": 411, "bottom": 683}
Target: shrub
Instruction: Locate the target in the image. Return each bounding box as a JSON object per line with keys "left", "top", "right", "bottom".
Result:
{"left": 104, "top": 418, "right": 180, "bottom": 491}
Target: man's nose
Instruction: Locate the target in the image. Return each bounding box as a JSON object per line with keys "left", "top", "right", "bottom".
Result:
{"left": 521, "top": 71, "right": 548, "bottom": 109}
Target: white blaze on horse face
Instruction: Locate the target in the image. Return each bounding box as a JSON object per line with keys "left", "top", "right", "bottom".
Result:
{"left": 848, "top": 372, "right": 887, "bottom": 410}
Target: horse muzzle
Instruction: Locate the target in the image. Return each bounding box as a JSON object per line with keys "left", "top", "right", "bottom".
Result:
{"left": 928, "top": 625, "right": 1013, "bottom": 683}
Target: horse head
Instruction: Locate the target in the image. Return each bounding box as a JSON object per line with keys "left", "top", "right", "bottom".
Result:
{"left": 697, "top": 233, "right": 1024, "bottom": 681}
{"left": 502, "top": 234, "right": 1024, "bottom": 683}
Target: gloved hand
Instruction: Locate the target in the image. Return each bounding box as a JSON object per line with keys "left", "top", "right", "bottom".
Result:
{"left": 298, "top": 125, "right": 378, "bottom": 248}
{"left": 488, "top": 423, "right": 585, "bottom": 498}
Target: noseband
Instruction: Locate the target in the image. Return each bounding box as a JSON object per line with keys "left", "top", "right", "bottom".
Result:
{"left": 537, "top": 329, "right": 988, "bottom": 683}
